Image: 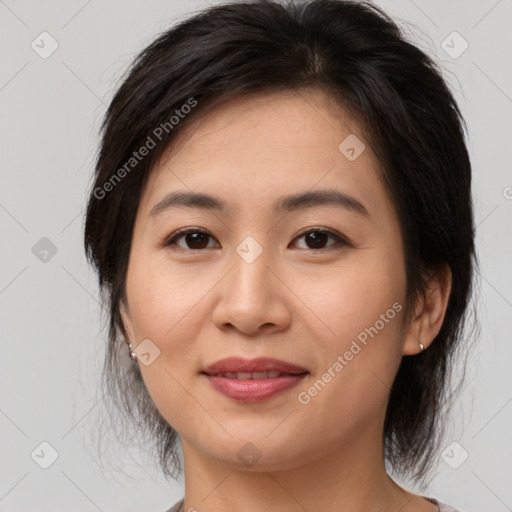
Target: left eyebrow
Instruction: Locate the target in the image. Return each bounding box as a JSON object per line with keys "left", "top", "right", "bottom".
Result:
{"left": 273, "top": 189, "right": 369, "bottom": 217}
{"left": 148, "top": 188, "right": 369, "bottom": 218}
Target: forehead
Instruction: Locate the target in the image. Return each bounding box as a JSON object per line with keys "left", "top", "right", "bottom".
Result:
{"left": 164, "top": 89, "right": 361, "bottom": 158}
{"left": 139, "top": 89, "right": 387, "bottom": 218}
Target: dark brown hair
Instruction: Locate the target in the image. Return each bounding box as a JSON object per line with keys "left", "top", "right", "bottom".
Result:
{"left": 84, "top": 0, "right": 477, "bottom": 489}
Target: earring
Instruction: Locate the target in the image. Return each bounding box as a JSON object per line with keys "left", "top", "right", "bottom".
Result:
{"left": 419, "top": 342, "right": 425, "bottom": 352}
{"left": 128, "top": 342, "right": 138, "bottom": 362}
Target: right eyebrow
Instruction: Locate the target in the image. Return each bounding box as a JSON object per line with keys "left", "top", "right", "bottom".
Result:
{"left": 148, "top": 191, "right": 227, "bottom": 217}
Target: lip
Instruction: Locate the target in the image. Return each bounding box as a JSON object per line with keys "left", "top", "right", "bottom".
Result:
{"left": 202, "top": 357, "right": 308, "bottom": 375}
{"left": 201, "top": 357, "right": 309, "bottom": 403}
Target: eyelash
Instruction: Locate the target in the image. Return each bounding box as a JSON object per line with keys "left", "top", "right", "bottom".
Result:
{"left": 161, "top": 227, "right": 350, "bottom": 253}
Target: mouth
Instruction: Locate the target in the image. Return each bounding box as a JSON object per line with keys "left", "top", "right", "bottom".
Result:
{"left": 202, "top": 356, "right": 308, "bottom": 375}
{"left": 205, "top": 370, "right": 298, "bottom": 379}
{"left": 201, "top": 357, "right": 309, "bottom": 402}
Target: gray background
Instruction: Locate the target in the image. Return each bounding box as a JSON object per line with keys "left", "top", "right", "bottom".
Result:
{"left": 1, "top": 0, "right": 511, "bottom": 511}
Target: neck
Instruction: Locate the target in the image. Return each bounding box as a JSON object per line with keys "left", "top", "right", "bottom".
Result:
{"left": 179, "top": 405, "right": 429, "bottom": 512}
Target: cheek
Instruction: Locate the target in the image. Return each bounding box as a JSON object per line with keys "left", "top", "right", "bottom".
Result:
{"left": 125, "top": 257, "right": 209, "bottom": 344}
{"left": 289, "top": 259, "right": 406, "bottom": 440}
{"left": 290, "top": 253, "right": 408, "bottom": 418}
{"left": 124, "top": 261, "right": 212, "bottom": 430}
{"left": 292, "top": 254, "right": 407, "bottom": 350}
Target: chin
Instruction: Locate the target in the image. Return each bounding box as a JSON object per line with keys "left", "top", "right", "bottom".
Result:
{"left": 192, "top": 428, "right": 308, "bottom": 472}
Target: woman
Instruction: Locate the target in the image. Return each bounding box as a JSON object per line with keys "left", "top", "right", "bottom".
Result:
{"left": 84, "top": 1, "right": 476, "bottom": 511}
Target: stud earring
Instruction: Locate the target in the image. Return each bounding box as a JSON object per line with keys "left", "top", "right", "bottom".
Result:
{"left": 419, "top": 342, "right": 424, "bottom": 352}
{"left": 128, "top": 342, "right": 137, "bottom": 362}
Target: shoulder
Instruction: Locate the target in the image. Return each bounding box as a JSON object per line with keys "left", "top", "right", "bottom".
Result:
{"left": 426, "top": 497, "right": 465, "bottom": 512}
{"left": 163, "top": 498, "right": 184, "bottom": 512}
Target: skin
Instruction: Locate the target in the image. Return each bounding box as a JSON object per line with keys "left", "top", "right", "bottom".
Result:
{"left": 120, "top": 89, "right": 452, "bottom": 512}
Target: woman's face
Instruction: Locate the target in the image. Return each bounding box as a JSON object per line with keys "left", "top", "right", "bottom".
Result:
{"left": 121, "top": 89, "right": 420, "bottom": 471}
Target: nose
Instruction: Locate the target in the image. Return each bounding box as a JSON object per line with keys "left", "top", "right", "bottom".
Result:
{"left": 211, "top": 242, "right": 292, "bottom": 336}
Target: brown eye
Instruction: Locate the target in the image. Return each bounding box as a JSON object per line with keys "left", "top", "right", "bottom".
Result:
{"left": 182, "top": 232, "right": 210, "bottom": 249}
{"left": 164, "top": 229, "right": 219, "bottom": 251}
{"left": 304, "top": 231, "right": 329, "bottom": 249}
{"left": 291, "top": 229, "right": 346, "bottom": 251}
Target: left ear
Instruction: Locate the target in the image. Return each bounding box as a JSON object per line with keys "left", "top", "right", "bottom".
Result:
{"left": 402, "top": 263, "right": 452, "bottom": 356}
{"left": 119, "top": 296, "right": 136, "bottom": 344}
